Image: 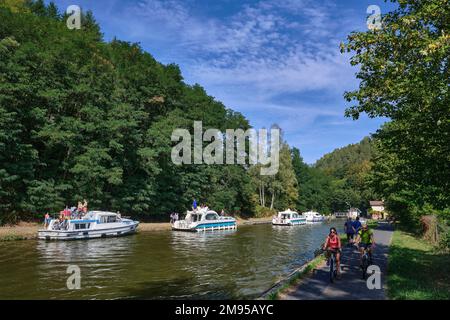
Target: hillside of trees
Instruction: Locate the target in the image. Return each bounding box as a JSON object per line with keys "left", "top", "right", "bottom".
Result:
{"left": 0, "top": 1, "right": 302, "bottom": 223}
{"left": 291, "top": 137, "right": 376, "bottom": 215}
{"left": 2, "top": 0, "right": 446, "bottom": 236}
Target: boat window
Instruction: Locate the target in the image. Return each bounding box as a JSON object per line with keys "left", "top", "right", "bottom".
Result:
{"left": 74, "top": 223, "right": 87, "bottom": 230}
{"left": 205, "top": 213, "right": 218, "bottom": 220}
{"left": 107, "top": 216, "right": 117, "bottom": 223}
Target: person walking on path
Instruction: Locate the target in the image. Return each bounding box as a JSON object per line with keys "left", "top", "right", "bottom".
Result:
{"left": 281, "top": 222, "right": 393, "bottom": 300}
{"left": 352, "top": 216, "right": 362, "bottom": 234}
{"left": 344, "top": 218, "right": 356, "bottom": 245}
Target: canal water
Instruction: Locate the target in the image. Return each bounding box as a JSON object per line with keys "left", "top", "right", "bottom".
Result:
{"left": 0, "top": 222, "right": 335, "bottom": 299}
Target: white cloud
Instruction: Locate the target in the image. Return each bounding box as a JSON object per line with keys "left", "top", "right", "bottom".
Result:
{"left": 108, "top": 0, "right": 369, "bottom": 161}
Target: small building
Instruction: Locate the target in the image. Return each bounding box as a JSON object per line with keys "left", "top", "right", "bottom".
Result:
{"left": 370, "top": 200, "right": 385, "bottom": 220}
{"left": 334, "top": 211, "right": 348, "bottom": 218}
{"left": 348, "top": 208, "right": 361, "bottom": 219}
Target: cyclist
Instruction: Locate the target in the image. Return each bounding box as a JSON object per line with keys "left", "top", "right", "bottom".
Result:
{"left": 323, "top": 227, "right": 342, "bottom": 278}
{"left": 355, "top": 223, "right": 375, "bottom": 267}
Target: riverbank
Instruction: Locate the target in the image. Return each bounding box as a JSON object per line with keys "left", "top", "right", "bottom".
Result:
{"left": 262, "top": 253, "right": 325, "bottom": 300}
{"left": 387, "top": 229, "right": 450, "bottom": 299}
{"left": 0, "top": 222, "right": 39, "bottom": 241}
{"left": 0, "top": 217, "right": 273, "bottom": 241}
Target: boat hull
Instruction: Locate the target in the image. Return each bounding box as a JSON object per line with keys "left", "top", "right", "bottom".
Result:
{"left": 306, "top": 218, "right": 325, "bottom": 223}
{"left": 172, "top": 220, "right": 237, "bottom": 232}
{"left": 272, "top": 218, "right": 306, "bottom": 226}
{"left": 38, "top": 222, "right": 139, "bottom": 240}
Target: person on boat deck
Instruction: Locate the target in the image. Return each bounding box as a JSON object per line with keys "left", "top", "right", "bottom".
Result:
{"left": 63, "top": 206, "right": 71, "bottom": 220}
{"left": 174, "top": 213, "right": 179, "bottom": 221}
{"left": 44, "top": 212, "right": 50, "bottom": 228}
{"left": 192, "top": 199, "right": 198, "bottom": 212}
{"left": 82, "top": 199, "right": 88, "bottom": 213}
{"left": 220, "top": 209, "right": 225, "bottom": 216}
{"left": 170, "top": 212, "right": 174, "bottom": 224}
{"left": 59, "top": 210, "right": 65, "bottom": 221}
{"left": 323, "top": 227, "right": 342, "bottom": 278}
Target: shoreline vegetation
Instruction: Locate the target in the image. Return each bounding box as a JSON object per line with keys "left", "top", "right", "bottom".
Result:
{"left": 0, "top": 216, "right": 274, "bottom": 241}
{"left": 387, "top": 229, "right": 450, "bottom": 300}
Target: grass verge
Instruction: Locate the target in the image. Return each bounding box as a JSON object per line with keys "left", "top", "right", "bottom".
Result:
{"left": 266, "top": 254, "right": 325, "bottom": 300}
{"left": 387, "top": 230, "right": 450, "bottom": 299}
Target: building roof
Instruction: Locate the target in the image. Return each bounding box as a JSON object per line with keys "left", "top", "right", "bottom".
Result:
{"left": 370, "top": 201, "right": 384, "bottom": 206}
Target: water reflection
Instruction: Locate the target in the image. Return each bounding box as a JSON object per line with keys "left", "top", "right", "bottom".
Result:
{"left": 0, "top": 222, "right": 332, "bottom": 299}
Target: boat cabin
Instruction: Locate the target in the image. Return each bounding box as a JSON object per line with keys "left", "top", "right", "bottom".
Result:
{"left": 185, "top": 210, "right": 220, "bottom": 222}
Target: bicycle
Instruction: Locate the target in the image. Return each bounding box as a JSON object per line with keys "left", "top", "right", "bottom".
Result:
{"left": 326, "top": 249, "right": 338, "bottom": 283}
{"left": 360, "top": 244, "right": 373, "bottom": 280}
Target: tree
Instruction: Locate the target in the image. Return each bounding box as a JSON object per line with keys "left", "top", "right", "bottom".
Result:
{"left": 341, "top": 0, "right": 450, "bottom": 222}
{"left": 0, "top": 3, "right": 257, "bottom": 223}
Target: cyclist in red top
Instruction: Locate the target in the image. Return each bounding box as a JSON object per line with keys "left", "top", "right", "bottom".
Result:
{"left": 323, "top": 227, "right": 342, "bottom": 278}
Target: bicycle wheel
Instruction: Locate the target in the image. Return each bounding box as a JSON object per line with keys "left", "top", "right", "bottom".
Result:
{"left": 362, "top": 255, "right": 368, "bottom": 280}
{"left": 329, "top": 257, "right": 334, "bottom": 283}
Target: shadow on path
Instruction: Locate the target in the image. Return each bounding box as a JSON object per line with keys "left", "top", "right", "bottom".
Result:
{"left": 282, "top": 222, "right": 394, "bottom": 300}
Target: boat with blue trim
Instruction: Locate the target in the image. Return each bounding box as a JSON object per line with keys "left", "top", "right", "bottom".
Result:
{"left": 172, "top": 208, "right": 237, "bottom": 232}
{"left": 38, "top": 211, "right": 139, "bottom": 240}
{"left": 272, "top": 209, "right": 306, "bottom": 226}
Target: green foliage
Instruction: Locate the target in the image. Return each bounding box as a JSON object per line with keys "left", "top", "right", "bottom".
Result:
{"left": 342, "top": 0, "right": 450, "bottom": 225}
{"left": 254, "top": 205, "right": 277, "bottom": 218}
{"left": 291, "top": 138, "right": 376, "bottom": 215}
{"left": 0, "top": 2, "right": 256, "bottom": 222}
{"left": 250, "top": 136, "right": 298, "bottom": 213}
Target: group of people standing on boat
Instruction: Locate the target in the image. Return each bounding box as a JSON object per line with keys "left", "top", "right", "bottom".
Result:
{"left": 191, "top": 199, "right": 225, "bottom": 216}
{"left": 43, "top": 200, "right": 89, "bottom": 229}
{"left": 169, "top": 212, "right": 179, "bottom": 224}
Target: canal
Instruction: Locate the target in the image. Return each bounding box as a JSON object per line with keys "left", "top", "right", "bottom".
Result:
{"left": 0, "top": 222, "right": 334, "bottom": 299}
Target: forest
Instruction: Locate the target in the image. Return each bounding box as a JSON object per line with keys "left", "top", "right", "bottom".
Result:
{"left": 0, "top": 1, "right": 448, "bottom": 236}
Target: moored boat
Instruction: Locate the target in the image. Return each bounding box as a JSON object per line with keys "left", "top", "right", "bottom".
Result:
{"left": 272, "top": 209, "right": 306, "bottom": 226}
{"left": 303, "top": 211, "right": 325, "bottom": 223}
{"left": 172, "top": 208, "right": 236, "bottom": 232}
{"left": 38, "top": 211, "right": 139, "bottom": 240}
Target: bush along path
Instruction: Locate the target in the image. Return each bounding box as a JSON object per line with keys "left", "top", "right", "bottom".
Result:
{"left": 280, "top": 222, "right": 394, "bottom": 300}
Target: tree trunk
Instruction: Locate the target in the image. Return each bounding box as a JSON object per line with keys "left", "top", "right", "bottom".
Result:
{"left": 262, "top": 183, "right": 265, "bottom": 207}
{"left": 259, "top": 183, "right": 263, "bottom": 206}
{"left": 270, "top": 192, "right": 275, "bottom": 210}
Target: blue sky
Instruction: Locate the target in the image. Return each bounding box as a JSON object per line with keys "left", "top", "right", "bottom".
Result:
{"left": 50, "top": 0, "right": 395, "bottom": 163}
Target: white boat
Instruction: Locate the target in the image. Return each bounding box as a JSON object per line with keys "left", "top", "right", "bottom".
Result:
{"left": 172, "top": 208, "right": 237, "bottom": 232}
{"left": 272, "top": 209, "right": 306, "bottom": 226}
{"left": 38, "top": 211, "right": 139, "bottom": 240}
{"left": 303, "top": 211, "right": 325, "bottom": 223}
